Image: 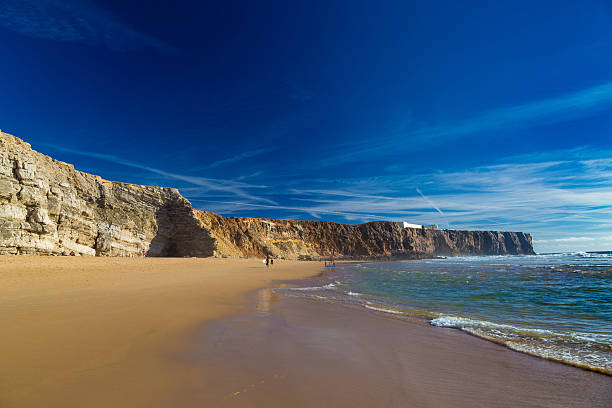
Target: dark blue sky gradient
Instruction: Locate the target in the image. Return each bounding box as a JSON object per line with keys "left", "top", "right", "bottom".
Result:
{"left": 1, "top": 0, "right": 612, "bottom": 251}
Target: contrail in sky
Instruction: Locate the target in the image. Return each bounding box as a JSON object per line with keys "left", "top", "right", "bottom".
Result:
{"left": 205, "top": 147, "right": 274, "bottom": 169}
{"left": 416, "top": 187, "right": 446, "bottom": 219}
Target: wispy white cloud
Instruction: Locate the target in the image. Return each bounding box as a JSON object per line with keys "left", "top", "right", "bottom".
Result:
{"left": 190, "top": 200, "right": 384, "bottom": 221}
{"left": 0, "top": 0, "right": 176, "bottom": 53}
{"left": 322, "top": 81, "right": 612, "bottom": 165}
{"left": 38, "top": 144, "right": 276, "bottom": 204}
{"left": 204, "top": 148, "right": 274, "bottom": 169}
{"left": 235, "top": 171, "right": 264, "bottom": 181}
{"left": 535, "top": 237, "right": 593, "bottom": 243}
{"left": 288, "top": 188, "right": 395, "bottom": 200}
{"left": 534, "top": 236, "right": 612, "bottom": 243}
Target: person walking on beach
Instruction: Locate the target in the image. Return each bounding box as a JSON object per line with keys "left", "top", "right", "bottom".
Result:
{"left": 265, "top": 255, "right": 270, "bottom": 268}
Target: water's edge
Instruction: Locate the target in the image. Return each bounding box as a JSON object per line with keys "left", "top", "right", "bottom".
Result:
{"left": 275, "top": 258, "right": 612, "bottom": 376}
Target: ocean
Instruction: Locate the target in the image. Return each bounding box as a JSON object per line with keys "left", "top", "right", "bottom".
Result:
{"left": 278, "top": 252, "right": 612, "bottom": 374}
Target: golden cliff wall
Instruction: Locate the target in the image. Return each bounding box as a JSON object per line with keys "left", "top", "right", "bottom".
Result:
{"left": 195, "top": 211, "right": 535, "bottom": 259}
{"left": 0, "top": 131, "right": 214, "bottom": 256}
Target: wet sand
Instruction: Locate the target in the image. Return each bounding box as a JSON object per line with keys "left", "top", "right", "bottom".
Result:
{"left": 187, "top": 289, "right": 612, "bottom": 407}
{"left": 0, "top": 256, "right": 321, "bottom": 407}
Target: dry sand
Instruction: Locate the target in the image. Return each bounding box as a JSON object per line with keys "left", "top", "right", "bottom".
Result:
{"left": 0, "top": 256, "right": 321, "bottom": 407}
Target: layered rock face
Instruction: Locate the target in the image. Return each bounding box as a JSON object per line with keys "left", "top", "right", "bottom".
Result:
{"left": 195, "top": 211, "right": 535, "bottom": 259}
{"left": 0, "top": 130, "right": 534, "bottom": 258}
{"left": 0, "top": 131, "right": 214, "bottom": 256}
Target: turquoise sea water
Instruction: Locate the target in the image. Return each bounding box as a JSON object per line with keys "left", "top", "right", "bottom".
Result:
{"left": 279, "top": 252, "right": 612, "bottom": 374}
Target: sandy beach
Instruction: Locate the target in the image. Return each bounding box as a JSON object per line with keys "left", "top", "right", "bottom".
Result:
{"left": 0, "top": 256, "right": 321, "bottom": 407}
{"left": 2, "top": 256, "right": 610, "bottom": 407}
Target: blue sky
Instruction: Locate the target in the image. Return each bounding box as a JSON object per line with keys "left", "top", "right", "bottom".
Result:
{"left": 1, "top": 0, "right": 612, "bottom": 252}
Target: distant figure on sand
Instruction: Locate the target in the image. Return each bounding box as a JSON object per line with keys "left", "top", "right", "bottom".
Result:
{"left": 270, "top": 257, "right": 274, "bottom": 266}
{"left": 265, "top": 255, "right": 270, "bottom": 268}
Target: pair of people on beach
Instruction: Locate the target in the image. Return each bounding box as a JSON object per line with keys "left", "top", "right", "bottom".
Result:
{"left": 265, "top": 255, "right": 274, "bottom": 267}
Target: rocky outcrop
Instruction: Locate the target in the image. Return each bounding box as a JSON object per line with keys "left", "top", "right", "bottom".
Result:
{"left": 0, "top": 131, "right": 214, "bottom": 256}
{"left": 195, "top": 211, "right": 535, "bottom": 259}
{"left": 0, "top": 130, "right": 535, "bottom": 258}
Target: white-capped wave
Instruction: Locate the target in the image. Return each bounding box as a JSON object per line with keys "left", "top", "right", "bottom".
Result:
{"left": 347, "top": 291, "right": 362, "bottom": 297}
{"left": 430, "top": 314, "right": 612, "bottom": 372}
{"left": 288, "top": 282, "right": 337, "bottom": 291}
{"left": 507, "top": 342, "right": 612, "bottom": 372}
{"left": 364, "top": 304, "right": 403, "bottom": 315}
{"left": 431, "top": 315, "right": 563, "bottom": 338}
{"left": 538, "top": 251, "right": 612, "bottom": 259}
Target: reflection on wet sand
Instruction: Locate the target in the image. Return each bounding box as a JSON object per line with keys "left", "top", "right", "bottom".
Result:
{"left": 256, "top": 288, "right": 273, "bottom": 315}
{"left": 256, "top": 287, "right": 283, "bottom": 316}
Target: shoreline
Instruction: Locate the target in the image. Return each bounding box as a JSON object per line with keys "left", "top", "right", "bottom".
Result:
{"left": 189, "top": 283, "right": 612, "bottom": 407}
{"left": 321, "top": 261, "right": 612, "bottom": 376}
{"left": 0, "top": 256, "right": 323, "bottom": 407}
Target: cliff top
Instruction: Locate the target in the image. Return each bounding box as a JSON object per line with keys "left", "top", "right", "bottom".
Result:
{"left": 0, "top": 129, "right": 178, "bottom": 193}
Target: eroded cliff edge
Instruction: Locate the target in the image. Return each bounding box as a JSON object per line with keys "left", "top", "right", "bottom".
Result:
{"left": 196, "top": 211, "right": 535, "bottom": 259}
{"left": 0, "top": 130, "right": 534, "bottom": 258}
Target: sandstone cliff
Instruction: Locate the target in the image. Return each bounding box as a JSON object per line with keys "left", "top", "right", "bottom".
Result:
{"left": 0, "top": 130, "right": 534, "bottom": 258}
{"left": 0, "top": 131, "right": 214, "bottom": 256}
{"left": 195, "top": 211, "right": 535, "bottom": 259}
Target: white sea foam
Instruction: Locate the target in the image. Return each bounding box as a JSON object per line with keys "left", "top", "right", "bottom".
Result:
{"left": 429, "top": 315, "right": 576, "bottom": 343}
{"left": 507, "top": 342, "right": 612, "bottom": 371}
{"left": 347, "top": 291, "right": 362, "bottom": 296}
{"left": 579, "top": 252, "right": 612, "bottom": 258}
{"left": 566, "top": 331, "right": 612, "bottom": 344}
{"left": 364, "top": 304, "right": 403, "bottom": 314}
{"left": 288, "top": 282, "right": 337, "bottom": 291}
{"left": 430, "top": 314, "right": 612, "bottom": 372}
{"left": 431, "top": 315, "right": 612, "bottom": 342}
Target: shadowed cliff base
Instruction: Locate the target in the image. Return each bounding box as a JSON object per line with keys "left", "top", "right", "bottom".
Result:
{"left": 0, "top": 130, "right": 534, "bottom": 258}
